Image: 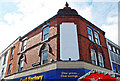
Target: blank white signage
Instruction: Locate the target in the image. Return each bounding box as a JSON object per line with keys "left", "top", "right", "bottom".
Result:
{"left": 60, "top": 23, "right": 79, "bottom": 60}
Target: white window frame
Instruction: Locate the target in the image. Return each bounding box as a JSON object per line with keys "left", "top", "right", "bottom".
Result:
{"left": 94, "top": 32, "right": 100, "bottom": 45}
{"left": 108, "top": 44, "right": 112, "bottom": 51}
{"left": 91, "top": 49, "right": 97, "bottom": 65}
{"left": 41, "top": 49, "right": 48, "bottom": 65}
{"left": 112, "top": 47, "right": 116, "bottom": 53}
{"left": 87, "top": 28, "right": 94, "bottom": 42}
{"left": 117, "top": 49, "right": 119, "bottom": 54}
{"left": 10, "top": 47, "right": 14, "bottom": 60}
{"left": 21, "top": 38, "right": 27, "bottom": 52}
{"left": 98, "top": 52, "right": 104, "bottom": 67}
{"left": 43, "top": 27, "right": 49, "bottom": 41}
{"left": 19, "top": 58, "right": 24, "bottom": 72}
{"left": 1, "top": 68, "right": 4, "bottom": 78}
{"left": 8, "top": 63, "right": 12, "bottom": 75}
{"left": 3, "top": 52, "right": 8, "bottom": 65}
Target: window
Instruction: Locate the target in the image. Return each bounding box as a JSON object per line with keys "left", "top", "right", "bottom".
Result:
{"left": 3, "top": 52, "right": 8, "bottom": 65}
{"left": 110, "top": 52, "right": 120, "bottom": 64}
{"left": 94, "top": 32, "right": 100, "bottom": 44}
{"left": 43, "top": 27, "right": 49, "bottom": 40}
{"left": 91, "top": 49, "right": 97, "bottom": 65}
{"left": 112, "top": 63, "right": 120, "bottom": 73}
{"left": 112, "top": 63, "right": 116, "bottom": 72}
{"left": 87, "top": 28, "right": 93, "bottom": 41}
{"left": 108, "top": 44, "right": 112, "bottom": 50}
{"left": 1, "top": 68, "right": 4, "bottom": 78}
{"left": 42, "top": 50, "right": 48, "bottom": 64}
{"left": 19, "top": 58, "right": 24, "bottom": 72}
{"left": 10, "top": 47, "right": 14, "bottom": 60}
{"left": 98, "top": 52, "right": 104, "bottom": 67}
{"left": 117, "top": 49, "right": 119, "bottom": 54}
{"left": 8, "top": 64, "right": 12, "bottom": 75}
{"left": 117, "top": 65, "right": 120, "bottom": 73}
{"left": 22, "top": 39, "right": 27, "bottom": 51}
{"left": 112, "top": 47, "right": 116, "bottom": 53}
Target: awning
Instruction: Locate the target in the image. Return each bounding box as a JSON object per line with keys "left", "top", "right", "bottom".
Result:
{"left": 78, "top": 70, "right": 116, "bottom": 81}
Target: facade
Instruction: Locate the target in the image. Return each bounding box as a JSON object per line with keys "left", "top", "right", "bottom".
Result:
{"left": 106, "top": 38, "right": 120, "bottom": 77}
{"left": 0, "top": 37, "right": 20, "bottom": 80}
{"left": 1, "top": 3, "right": 118, "bottom": 81}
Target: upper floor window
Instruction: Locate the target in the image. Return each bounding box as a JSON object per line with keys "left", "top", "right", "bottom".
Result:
{"left": 87, "top": 28, "right": 93, "bottom": 41}
{"left": 19, "top": 58, "right": 24, "bottom": 72}
{"left": 3, "top": 52, "right": 8, "bottom": 65}
{"left": 98, "top": 52, "right": 104, "bottom": 67}
{"left": 108, "top": 44, "right": 112, "bottom": 50}
{"left": 94, "top": 32, "right": 100, "bottom": 45}
{"left": 10, "top": 47, "right": 15, "bottom": 60}
{"left": 7, "top": 63, "right": 12, "bottom": 75}
{"left": 112, "top": 63, "right": 120, "bottom": 73}
{"left": 112, "top": 47, "right": 116, "bottom": 53}
{"left": 1, "top": 68, "right": 4, "bottom": 78}
{"left": 91, "top": 49, "right": 97, "bottom": 65}
{"left": 117, "top": 49, "right": 119, "bottom": 54}
{"left": 43, "top": 27, "right": 49, "bottom": 41}
{"left": 22, "top": 39, "right": 27, "bottom": 51}
{"left": 41, "top": 48, "right": 48, "bottom": 64}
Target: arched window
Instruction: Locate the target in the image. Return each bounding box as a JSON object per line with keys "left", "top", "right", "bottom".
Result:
{"left": 98, "top": 52, "right": 104, "bottom": 67}
{"left": 39, "top": 43, "right": 52, "bottom": 65}
{"left": 89, "top": 43, "right": 97, "bottom": 65}
{"left": 97, "top": 46, "right": 105, "bottom": 67}
{"left": 91, "top": 49, "right": 97, "bottom": 65}
{"left": 18, "top": 53, "right": 26, "bottom": 72}
{"left": 41, "top": 45, "right": 48, "bottom": 64}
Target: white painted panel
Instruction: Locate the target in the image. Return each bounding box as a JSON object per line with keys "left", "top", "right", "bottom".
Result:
{"left": 60, "top": 23, "right": 79, "bottom": 60}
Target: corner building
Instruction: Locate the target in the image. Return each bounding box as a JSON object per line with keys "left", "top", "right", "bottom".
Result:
{"left": 4, "top": 3, "right": 116, "bottom": 81}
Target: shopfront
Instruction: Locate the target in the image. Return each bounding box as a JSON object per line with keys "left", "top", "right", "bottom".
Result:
{"left": 7, "top": 69, "right": 90, "bottom": 81}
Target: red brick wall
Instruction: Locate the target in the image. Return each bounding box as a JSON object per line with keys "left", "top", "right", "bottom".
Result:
{"left": 6, "top": 15, "right": 111, "bottom": 76}
{"left": 56, "top": 16, "right": 111, "bottom": 69}
{"left": 5, "top": 41, "right": 20, "bottom": 76}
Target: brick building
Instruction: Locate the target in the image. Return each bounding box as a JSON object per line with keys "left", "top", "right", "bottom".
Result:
{"left": 3, "top": 2, "right": 117, "bottom": 81}
{"left": 0, "top": 37, "right": 20, "bottom": 80}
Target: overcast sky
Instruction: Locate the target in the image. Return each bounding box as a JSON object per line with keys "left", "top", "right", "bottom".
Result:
{"left": 0, "top": 0, "right": 119, "bottom": 53}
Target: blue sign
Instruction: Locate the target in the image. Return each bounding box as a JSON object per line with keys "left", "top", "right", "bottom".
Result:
{"left": 8, "top": 69, "right": 90, "bottom": 81}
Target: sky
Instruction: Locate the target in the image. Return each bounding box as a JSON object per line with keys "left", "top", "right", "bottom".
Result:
{"left": 0, "top": 0, "right": 119, "bottom": 53}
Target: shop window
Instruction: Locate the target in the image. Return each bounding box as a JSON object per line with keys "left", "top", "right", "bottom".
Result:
{"left": 91, "top": 49, "right": 97, "bottom": 65}
{"left": 21, "top": 39, "right": 27, "bottom": 51}
{"left": 10, "top": 47, "right": 15, "bottom": 60}
{"left": 3, "top": 52, "right": 8, "bottom": 65}
{"left": 43, "top": 27, "right": 49, "bottom": 41}
{"left": 98, "top": 52, "right": 104, "bottom": 67}
{"left": 7, "top": 63, "right": 12, "bottom": 75}
{"left": 94, "top": 32, "right": 100, "bottom": 45}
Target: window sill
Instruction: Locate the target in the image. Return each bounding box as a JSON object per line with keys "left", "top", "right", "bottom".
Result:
{"left": 21, "top": 50, "right": 26, "bottom": 53}
{"left": 88, "top": 39, "right": 94, "bottom": 43}
{"left": 41, "top": 38, "right": 49, "bottom": 43}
